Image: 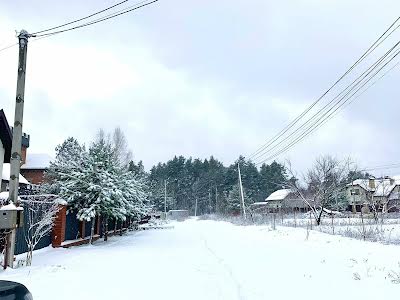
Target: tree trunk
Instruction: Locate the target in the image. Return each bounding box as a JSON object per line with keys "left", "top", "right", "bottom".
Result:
{"left": 104, "top": 216, "right": 108, "bottom": 242}
{"left": 316, "top": 207, "right": 324, "bottom": 226}
{"left": 293, "top": 208, "right": 296, "bottom": 228}
{"left": 89, "top": 217, "right": 96, "bottom": 245}
{"left": 26, "top": 244, "right": 34, "bottom": 266}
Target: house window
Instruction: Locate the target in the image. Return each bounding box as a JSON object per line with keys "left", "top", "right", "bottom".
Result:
{"left": 350, "top": 189, "right": 360, "bottom": 195}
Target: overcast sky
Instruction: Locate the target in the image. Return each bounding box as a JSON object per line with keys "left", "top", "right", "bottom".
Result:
{"left": 0, "top": 0, "right": 399, "bottom": 174}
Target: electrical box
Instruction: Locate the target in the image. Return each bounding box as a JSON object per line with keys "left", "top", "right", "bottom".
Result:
{"left": 0, "top": 210, "right": 17, "bottom": 229}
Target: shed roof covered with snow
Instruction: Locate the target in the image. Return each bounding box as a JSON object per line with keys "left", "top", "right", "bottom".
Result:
{"left": 21, "top": 153, "right": 53, "bottom": 170}
{"left": 265, "top": 189, "right": 292, "bottom": 201}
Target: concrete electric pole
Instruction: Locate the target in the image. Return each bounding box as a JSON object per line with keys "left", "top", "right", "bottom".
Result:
{"left": 6, "top": 30, "right": 30, "bottom": 268}
{"left": 164, "top": 179, "right": 167, "bottom": 219}
{"left": 238, "top": 163, "right": 246, "bottom": 220}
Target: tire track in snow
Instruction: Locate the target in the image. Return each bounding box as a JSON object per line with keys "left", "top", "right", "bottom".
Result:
{"left": 200, "top": 234, "right": 245, "bottom": 300}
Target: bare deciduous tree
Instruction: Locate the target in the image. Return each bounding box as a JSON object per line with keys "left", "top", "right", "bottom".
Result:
{"left": 21, "top": 195, "right": 61, "bottom": 266}
{"left": 112, "top": 127, "right": 133, "bottom": 168}
{"left": 285, "top": 155, "right": 351, "bottom": 225}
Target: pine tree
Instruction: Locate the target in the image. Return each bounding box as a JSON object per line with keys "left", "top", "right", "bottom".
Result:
{"left": 226, "top": 184, "right": 250, "bottom": 214}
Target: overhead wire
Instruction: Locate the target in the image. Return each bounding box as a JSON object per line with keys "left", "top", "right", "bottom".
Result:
{"left": 252, "top": 41, "right": 400, "bottom": 163}
{"left": 248, "top": 16, "right": 400, "bottom": 161}
{"left": 256, "top": 51, "right": 400, "bottom": 164}
{"left": 361, "top": 162, "right": 400, "bottom": 172}
{"left": 30, "top": 0, "right": 132, "bottom": 35}
{"left": 255, "top": 45, "right": 400, "bottom": 165}
{"left": 33, "top": 0, "right": 158, "bottom": 38}
{"left": 0, "top": 42, "right": 18, "bottom": 53}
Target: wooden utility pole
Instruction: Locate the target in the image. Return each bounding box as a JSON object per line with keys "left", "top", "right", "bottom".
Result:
{"left": 6, "top": 30, "right": 30, "bottom": 269}
{"left": 238, "top": 163, "right": 246, "bottom": 219}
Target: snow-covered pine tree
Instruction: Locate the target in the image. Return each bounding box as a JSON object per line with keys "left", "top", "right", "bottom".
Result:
{"left": 226, "top": 184, "right": 251, "bottom": 214}
{"left": 44, "top": 133, "right": 151, "bottom": 243}
{"left": 42, "top": 137, "right": 87, "bottom": 195}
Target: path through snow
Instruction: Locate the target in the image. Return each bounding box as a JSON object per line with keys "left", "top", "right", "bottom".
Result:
{"left": 1, "top": 219, "right": 400, "bottom": 299}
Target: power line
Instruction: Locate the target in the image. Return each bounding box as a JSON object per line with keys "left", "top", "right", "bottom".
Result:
{"left": 318, "top": 60, "right": 400, "bottom": 130}
{"left": 248, "top": 16, "right": 400, "bottom": 160}
{"left": 255, "top": 46, "right": 400, "bottom": 165}
{"left": 361, "top": 162, "right": 400, "bottom": 172}
{"left": 0, "top": 42, "right": 18, "bottom": 53}
{"left": 253, "top": 41, "right": 400, "bottom": 163}
{"left": 256, "top": 50, "right": 400, "bottom": 164}
{"left": 31, "top": 0, "right": 133, "bottom": 35}
{"left": 34, "top": 0, "right": 158, "bottom": 38}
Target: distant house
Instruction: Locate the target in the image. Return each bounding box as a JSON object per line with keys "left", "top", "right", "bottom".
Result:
{"left": 346, "top": 176, "right": 400, "bottom": 212}
{"left": 0, "top": 110, "right": 12, "bottom": 182}
{"left": 21, "top": 153, "right": 53, "bottom": 185}
{"left": 251, "top": 188, "right": 308, "bottom": 213}
{"left": 1, "top": 163, "right": 30, "bottom": 192}
{"left": 0, "top": 109, "right": 32, "bottom": 192}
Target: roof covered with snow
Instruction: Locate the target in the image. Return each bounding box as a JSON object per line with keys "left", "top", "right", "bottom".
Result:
{"left": 21, "top": 153, "right": 53, "bottom": 170}
{"left": 266, "top": 189, "right": 292, "bottom": 201}
{"left": 2, "top": 163, "right": 30, "bottom": 185}
{"left": 347, "top": 176, "right": 400, "bottom": 197}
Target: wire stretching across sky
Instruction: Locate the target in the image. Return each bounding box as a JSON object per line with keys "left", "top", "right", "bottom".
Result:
{"left": 248, "top": 16, "right": 400, "bottom": 161}
{"left": 255, "top": 47, "right": 400, "bottom": 165}
{"left": 32, "top": 0, "right": 158, "bottom": 38}
{"left": 252, "top": 40, "right": 400, "bottom": 164}
{"left": 0, "top": 42, "right": 18, "bottom": 53}
{"left": 30, "top": 0, "right": 132, "bottom": 35}
{"left": 254, "top": 44, "right": 400, "bottom": 165}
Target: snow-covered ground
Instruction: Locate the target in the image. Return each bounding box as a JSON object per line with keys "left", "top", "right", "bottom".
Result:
{"left": 1, "top": 219, "right": 400, "bottom": 299}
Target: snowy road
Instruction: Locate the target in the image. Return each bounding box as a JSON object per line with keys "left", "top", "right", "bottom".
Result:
{"left": 1, "top": 219, "right": 400, "bottom": 299}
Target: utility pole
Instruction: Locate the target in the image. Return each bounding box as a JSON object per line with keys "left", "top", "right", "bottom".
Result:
{"left": 238, "top": 162, "right": 246, "bottom": 219}
{"left": 215, "top": 186, "right": 218, "bottom": 214}
{"left": 6, "top": 30, "right": 30, "bottom": 269}
{"left": 164, "top": 179, "right": 167, "bottom": 219}
{"left": 208, "top": 189, "right": 211, "bottom": 214}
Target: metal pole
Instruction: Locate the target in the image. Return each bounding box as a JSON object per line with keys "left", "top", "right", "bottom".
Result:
{"left": 238, "top": 163, "right": 246, "bottom": 219}
{"left": 6, "top": 30, "right": 30, "bottom": 269}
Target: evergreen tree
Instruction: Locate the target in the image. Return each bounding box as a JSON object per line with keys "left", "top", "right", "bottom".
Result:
{"left": 226, "top": 184, "right": 250, "bottom": 214}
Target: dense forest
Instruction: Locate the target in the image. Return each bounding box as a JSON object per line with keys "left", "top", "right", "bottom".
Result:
{"left": 129, "top": 156, "right": 288, "bottom": 215}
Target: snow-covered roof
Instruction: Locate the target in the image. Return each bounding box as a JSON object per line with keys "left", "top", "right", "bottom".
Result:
{"left": 266, "top": 189, "right": 292, "bottom": 201}
{"left": 347, "top": 176, "right": 400, "bottom": 197}
{"left": 251, "top": 202, "right": 269, "bottom": 206}
{"left": 2, "top": 163, "right": 30, "bottom": 185}
{"left": 21, "top": 153, "right": 53, "bottom": 170}
{"left": 347, "top": 179, "right": 373, "bottom": 191}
